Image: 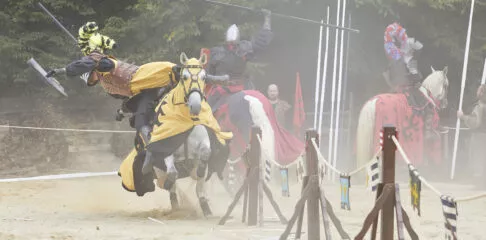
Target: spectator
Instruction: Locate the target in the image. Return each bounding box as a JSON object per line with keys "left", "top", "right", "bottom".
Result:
{"left": 267, "top": 84, "right": 291, "bottom": 129}
{"left": 457, "top": 84, "right": 486, "bottom": 188}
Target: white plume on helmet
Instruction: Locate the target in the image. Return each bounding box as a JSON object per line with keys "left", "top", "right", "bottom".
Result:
{"left": 225, "top": 24, "right": 240, "bottom": 43}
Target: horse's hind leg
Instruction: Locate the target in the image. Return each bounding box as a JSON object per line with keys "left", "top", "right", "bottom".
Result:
{"left": 169, "top": 182, "right": 179, "bottom": 210}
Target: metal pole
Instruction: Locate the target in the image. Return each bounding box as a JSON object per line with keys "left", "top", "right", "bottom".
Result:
{"left": 341, "top": 14, "right": 352, "bottom": 122}
{"left": 37, "top": 2, "right": 77, "bottom": 43}
{"left": 201, "top": 0, "right": 359, "bottom": 33}
{"left": 328, "top": 0, "right": 341, "bottom": 180}
{"left": 314, "top": 19, "right": 324, "bottom": 129}
{"left": 451, "top": 0, "right": 475, "bottom": 179}
{"left": 332, "top": 0, "right": 347, "bottom": 180}
{"left": 317, "top": 7, "right": 331, "bottom": 146}
{"left": 481, "top": 56, "right": 486, "bottom": 85}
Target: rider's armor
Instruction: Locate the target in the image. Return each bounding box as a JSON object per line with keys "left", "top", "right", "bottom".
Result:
{"left": 206, "top": 29, "right": 273, "bottom": 107}
{"left": 82, "top": 51, "right": 139, "bottom": 97}
{"left": 205, "top": 11, "right": 273, "bottom": 109}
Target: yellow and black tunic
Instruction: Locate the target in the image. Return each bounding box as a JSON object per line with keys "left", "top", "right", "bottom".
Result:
{"left": 65, "top": 51, "right": 178, "bottom": 98}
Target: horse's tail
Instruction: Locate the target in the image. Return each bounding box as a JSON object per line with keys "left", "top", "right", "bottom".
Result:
{"left": 244, "top": 95, "right": 276, "bottom": 168}
{"left": 356, "top": 98, "right": 377, "bottom": 168}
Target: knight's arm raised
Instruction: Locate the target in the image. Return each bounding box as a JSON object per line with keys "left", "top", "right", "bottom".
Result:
{"left": 249, "top": 9, "right": 274, "bottom": 56}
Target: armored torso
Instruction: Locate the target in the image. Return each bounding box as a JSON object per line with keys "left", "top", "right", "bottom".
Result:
{"left": 88, "top": 52, "right": 139, "bottom": 97}
{"left": 207, "top": 41, "right": 253, "bottom": 79}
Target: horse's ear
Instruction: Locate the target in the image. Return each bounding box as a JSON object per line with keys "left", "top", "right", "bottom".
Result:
{"left": 443, "top": 66, "right": 448, "bottom": 75}
{"left": 199, "top": 52, "right": 208, "bottom": 66}
{"left": 431, "top": 66, "right": 436, "bottom": 72}
{"left": 180, "top": 52, "right": 188, "bottom": 65}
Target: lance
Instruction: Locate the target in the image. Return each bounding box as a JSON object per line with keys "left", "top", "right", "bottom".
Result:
{"left": 26, "top": 2, "right": 82, "bottom": 96}
{"left": 202, "top": 0, "right": 360, "bottom": 33}
{"left": 37, "top": 2, "right": 77, "bottom": 43}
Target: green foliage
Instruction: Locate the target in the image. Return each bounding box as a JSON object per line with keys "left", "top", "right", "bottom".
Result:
{"left": 2, "top": 0, "right": 486, "bottom": 104}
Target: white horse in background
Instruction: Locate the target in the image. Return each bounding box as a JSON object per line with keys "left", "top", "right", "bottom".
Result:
{"left": 356, "top": 66, "right": 449, "bottom": 168}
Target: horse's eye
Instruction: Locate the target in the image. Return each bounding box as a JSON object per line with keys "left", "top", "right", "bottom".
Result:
{"left": 198, "top": 70, "right": 206, "bottom": 80}
{"left": 182, "top": 69, "right": 190, "bottom": 80}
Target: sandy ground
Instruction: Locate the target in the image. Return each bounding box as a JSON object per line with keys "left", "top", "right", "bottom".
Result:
{"left": 1, "top": 153, "right": 486, "bottom": 239}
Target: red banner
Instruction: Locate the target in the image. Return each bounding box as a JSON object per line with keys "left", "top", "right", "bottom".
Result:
{"left": 293, "top": 72, "right": 305, "bottom": 136}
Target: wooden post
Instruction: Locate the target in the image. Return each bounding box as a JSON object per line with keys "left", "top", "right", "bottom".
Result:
{"left": 248, "top": 127, "right": 261, "bottom": 226}
{"left": 220, "top": 127, "right": 286, "bottom": 227}
{"left": 306, "top": 130, "right": 320, "bottom": 239}
{"left": 355, "top": 125, "right": 418, "bottom": 240}
{"left": 381, "top": 125, "right": 397, "bottom": 239}
{"left": 294, "top": 176, "right": 307, "bottom": 239}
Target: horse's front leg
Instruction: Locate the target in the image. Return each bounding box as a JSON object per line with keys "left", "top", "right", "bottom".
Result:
{"left": 196, "top": 176, "right": 212, "bottom": 217}
{"left": 194, "top": 145, "right": 212, "bottom": 217}
{"left": 154, "top": 167, "right": 179, "bottom": 210}
{"left": 164, "top": 155, "right": 178, "bottom": 190}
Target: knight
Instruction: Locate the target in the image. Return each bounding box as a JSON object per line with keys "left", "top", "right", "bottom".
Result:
{"left": 204, "top": 9, "right": 273, "bottom": 111}
{"left": 383, "top": 21, "right": 441, "bottom": 163}
{"left": 383, "top": 22, "right": 424, "bottom": 91}
{"left": 46, "top": 22, "right": 181, "bottom": 194}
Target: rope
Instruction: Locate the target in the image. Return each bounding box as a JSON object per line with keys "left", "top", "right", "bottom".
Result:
{"left": 392, "top": 136, "right": 486, "bottom": 203}
{"left": 0, "top": 171, "right": 118, "bottom": 183}
{"left": 311, "top": 138, "right": 381, "bottom": 176}
{"left": 348, "top": 148, "right": 382, "bottom": 176}
{"left": 227, "top": 157, "right": 242, "bottom": 164}
{"left": 256, "top": 135, "right": 302, "bottom": 169}
{"left": 0, "top": 124, "right": 135, "bottom": 133}
{"left": 441, "top": 126, "right": 470, "bottom": 131}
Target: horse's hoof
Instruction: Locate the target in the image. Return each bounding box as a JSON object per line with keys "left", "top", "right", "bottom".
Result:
{"left": 163, "top": 179, "right": 175, "bottom": 190}
{"left": 170, "top": 192, "right": 180, "bottom": 210}
{"left": 199, "top": 198, "right": 212, "bottom": 217}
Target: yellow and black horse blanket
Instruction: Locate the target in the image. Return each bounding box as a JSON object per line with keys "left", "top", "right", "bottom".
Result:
{"left": 119, "top": 58, "right": 232, "bottom": 195}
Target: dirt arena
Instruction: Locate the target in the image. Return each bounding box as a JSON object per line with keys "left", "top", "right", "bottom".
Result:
{"left": 1, "top": 152, "right": 485, "bottom": 240}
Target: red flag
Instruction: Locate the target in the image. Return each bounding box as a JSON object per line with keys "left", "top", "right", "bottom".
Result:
{"left": 293, "top": 72, "right": 305, "bottom": 136}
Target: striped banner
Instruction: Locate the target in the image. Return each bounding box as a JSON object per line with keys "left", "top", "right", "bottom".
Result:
{"left": 366, "top": 156, "right": 381, "bottom": 192}
{"left": 440, "top": 195, "right": 458, "bottom": 240}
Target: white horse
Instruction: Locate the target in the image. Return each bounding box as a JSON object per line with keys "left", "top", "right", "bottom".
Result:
{"left": 356, "top": 66, "right": 449, "bottom": 168}
{"left": 142, "top": 53, "right": 233, "bottom": 217}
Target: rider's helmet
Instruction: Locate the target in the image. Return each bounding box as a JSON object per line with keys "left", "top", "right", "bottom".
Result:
{"left": 225, "top": 24, "right": 240, "bottom": 50}
{"left": 78, "top": 21, "right": 117, "bottom": 56}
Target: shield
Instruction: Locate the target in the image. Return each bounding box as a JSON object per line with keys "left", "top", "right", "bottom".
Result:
{"left": 27, "top": 58, "right": 68, "bottom": 97}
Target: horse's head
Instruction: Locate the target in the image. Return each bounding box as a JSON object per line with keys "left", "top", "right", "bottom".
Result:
{"left": 179, "top": 52, "right": 208, "bottom": 115}
{"left": 422, "top": 66, "right": 449, "bottom": 109}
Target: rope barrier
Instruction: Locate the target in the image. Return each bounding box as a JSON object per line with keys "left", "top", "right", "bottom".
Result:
{"left": 0, "top": 171, "right": 118, "bottom": 183}
{"left": 256, "top": 135, "right": 302, "bottom": 169}
{"left": 0, "top": 124, "right": 135, "bottom": 133}
{"left": 441, "top": 126, "right": 470, "bottom": 131}
{"left": 310, "top": 138, "right": 381, "bottom": 177}
{"left": 392, "top": 136, "right": 486, "bottom": 203}
{"left": 227, "top": 157, "right": 242, "bottom": 164}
